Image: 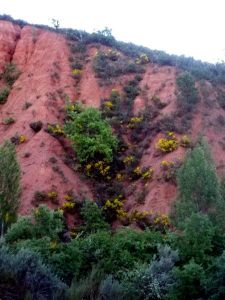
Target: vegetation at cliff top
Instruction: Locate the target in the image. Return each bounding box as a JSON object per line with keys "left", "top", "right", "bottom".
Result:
{"left": 1, "top": 14, "right": 225, "bottom": 84}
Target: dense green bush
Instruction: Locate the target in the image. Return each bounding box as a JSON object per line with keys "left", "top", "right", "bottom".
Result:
{"left": 205, "top": 251, "right": 225, "bottom": 298}
{"left": 171, "top": 213, "right": 216, "bottom": 264}
{"left": 168, "top": 259, "right": 205, "bottom": 299}
{"left": 176, "top": 71, "right": 199, "bottom": 113}
{"left": 5, "top": 205, "right": 64, "bottom": 242}
{"left": 80, "top": 200, "right": 109, "bottom": 234}
{"left": 64, "top": 107, "right": 118, "bottom": 163}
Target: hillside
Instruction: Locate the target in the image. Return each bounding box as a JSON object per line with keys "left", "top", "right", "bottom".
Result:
{"left": 1, "top": 16, "right": 225, "bottom": 220}
{"left": 3, "top": 15, "right": 225, "bottom": 299}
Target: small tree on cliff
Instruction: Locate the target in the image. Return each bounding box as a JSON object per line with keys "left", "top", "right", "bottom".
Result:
{"left": 0, "top": 141, "right": 21, "bottom": 237}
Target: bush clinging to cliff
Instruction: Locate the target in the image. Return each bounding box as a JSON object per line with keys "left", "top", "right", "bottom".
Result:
{"left": 64, "top": 107, "right": 118, "bottom": 163}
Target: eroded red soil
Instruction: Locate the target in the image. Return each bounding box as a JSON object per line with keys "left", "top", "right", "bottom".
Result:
{"left": 1, "top": 20, "right": 225, "bottom": 216}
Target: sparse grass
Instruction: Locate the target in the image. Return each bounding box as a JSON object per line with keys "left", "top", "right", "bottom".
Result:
{"left": 3, "top": 117, "right": 15, "bottom": 125}
{"left": 0, "top": 86, "right": 10, "bottom": 104}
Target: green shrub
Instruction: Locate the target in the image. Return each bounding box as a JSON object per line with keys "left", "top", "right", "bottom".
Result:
{"left": 176, "top": 71, "right": 199, "bottom": 113}
{"left": 5, "top": 216, "right": 33, "bottom": 243}
{"left": 171, "top": 213, "right": 215, "bottom": 264}
{"left": 64, "top": 107, "right": 118, "bottom": 163}
{"left": 3, "top": 117, "right": 15, "bottom": 124}
{"left": 16, "top": 237, "right": 82, "bottom": 283}
{"left": 80, "top": 200, "right": 109, "bottom": 234}
{"left": 0, "top": 86, "right": 10, "bottom": 104}
{"left": 76, "top": 228, "right": 163, "bottom": 279}
{"left": 168, "top": 259, "right": 205, "bottom": 299}
{"left": 93, "top": 50, "right": 144, "bottom": 83}
{"left": 5, "top": 205, "right": 64, "bottom": 242}
{"left": 2, "top": 62, "right": 20, "bottom": 86}
{"left": 205, "top": 251, "right": 225, "bottom": 298}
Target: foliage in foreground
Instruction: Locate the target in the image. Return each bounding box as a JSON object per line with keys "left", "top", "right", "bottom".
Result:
{"left": 0, "top": 247, "right": 67, "bottom": 299}
{"left": 0, "top": 135, "right": 225, "bottom": 299}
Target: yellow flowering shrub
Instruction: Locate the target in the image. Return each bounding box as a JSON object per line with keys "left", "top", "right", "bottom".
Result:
{"left": 62, "top": 192, "right": 76, "bottom": 213}
{"left": 19, "top": 135, "right": 27, "bottom": 143}
{"left": 65, "top": 101, "right": 83, "bottom": 114}
{"left": 62, "top": 201, "right": 75, "bottom": 209}
{"left": 85, "top": 160, "right": 111, "bottom": 178}
{"left": 130, "top": 210, "right": 170, "bottom": 232}
{"left": 135, "top": 53, "right": 149, "bottom": 65}
{"left": 180, "top": 135, "right": 191, "bottom": 147}
{"left": 107, "top": 49, "right": 120, "bottom": 60}
{"left": 47, "top": 191, "right": 58, "bottom": 204}
{"left": 116, "top": 173, "right": 124, "bottom": 181}
{"left": 47, "top": 124, "right": 64, "bottom": 136}
{"left": 128, "top": 116, "right": 144, "bottom": 129}
{"left": 132, "top": 166, "right": 154, "bottom": 181}
{"left": 103, "top": 195, "right": 127, "bottom": 220}
{"left": 130, "top": 116, "right": 143, "bottom": 123}
{"left": 72, "top": 68, "right": 82, "bottom": 80}
{"left": 123, "top": 155, "right": 135, "bottom": 165}
{"left": 64, "top": 194, "right": 73, "bottom": 201}
{"left": 141, "top": 168, "right": 154, "bottom": 180}
{"left": 104, "top": 101, "right": 113, "bottom": 108}
{"left": 160, "top": 159, "right": 181, "bottom": 182}
{"left": 133, "top": 166, "right": 142, "bottom": 175}
{"left": 156, "top": 132, "right": 178, "bottom": 153}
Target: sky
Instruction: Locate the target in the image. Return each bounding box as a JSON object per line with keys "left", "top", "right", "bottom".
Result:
{"left": 1, "top": 0, "right": 225, "bottom": 63}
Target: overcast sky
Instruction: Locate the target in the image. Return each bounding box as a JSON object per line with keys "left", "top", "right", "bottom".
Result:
{"left": 1, "top": 0, "right": 225, "bottom": 63}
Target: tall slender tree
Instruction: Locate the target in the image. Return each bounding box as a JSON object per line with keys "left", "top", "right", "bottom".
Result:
{"left": 0, "top": 141, "right": 20, "bottom": 237}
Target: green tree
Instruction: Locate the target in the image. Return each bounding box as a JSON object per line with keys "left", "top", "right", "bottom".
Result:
{"left": 172, "top": 139, "right": 222, "bottom": 227}
{"left": 171, "top": 213, "right": 215, "bottom": 264}
{"left": 168, "top": 259, "right": 205, "bottom": 300}
{"left": 64, "top": 107, "right": 118, "bottom": 163}
{"left": 205, "top": 251, "right": 225, "bottom": 298}
{"left": 0, "top": 141, "right": 20, "bottom": 236}
{"left": 80, "top": 200, "right": 109, "bottom": 234}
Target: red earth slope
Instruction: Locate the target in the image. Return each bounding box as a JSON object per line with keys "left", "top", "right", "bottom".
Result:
{"left": 1, "top": 20, "right": 225, "bottom": 215}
